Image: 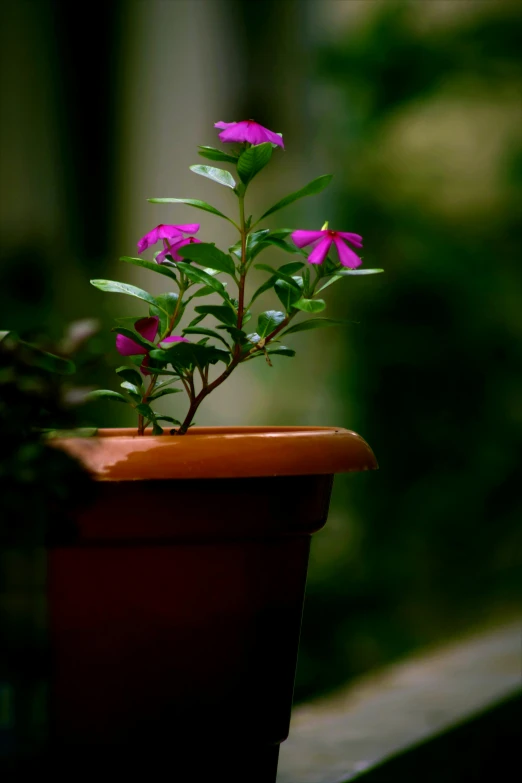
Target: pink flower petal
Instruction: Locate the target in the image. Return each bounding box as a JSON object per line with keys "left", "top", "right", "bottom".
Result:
{"left": 168, "top": 236, "right": 202, "bottom": 262}
{"left": 337, "top": 232, "right": 363, "bottom": 248}
{"left": 159, "top": 335, "right": 189, "bottom": 348}
{"left": 135, "top": 316, "right": 159, "bottom": 342}
{"left": 137, "top": 224, "right": 184, "bottom": 253}
{"left": 176, "top": 224, "right": 200, "bottom": 235}
{"left": 291, "top": 230, "right": 326, "bottom": 248}
{"left": 216, "top": 120, "right": 284, "bottom": 149}
{"left": 140, "top": 355, "right": 152, "bottom": 376}
{"left": 116, "top": 334, "right": 147, "bottom": 357}
{"left": 308, "top": 237, "right": 333, "bottom": 265}
{"left": 334, "top": 236, "right": 362, "bottom": 268}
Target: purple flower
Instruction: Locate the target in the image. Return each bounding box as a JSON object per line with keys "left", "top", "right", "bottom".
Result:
{"left": 215, "top": 120, "right": 284, "bottom": 149}
{"left": 116, "top": 316, "right": 188, "bottom": 375}
{"left": 156, "top": 235, "right": 202, "bottom": 264}
{"left": 291, "top": 228, "right": 363, "bottom": 268}
{"left": 137, "top": 223, "right": 200, "bottom": 254}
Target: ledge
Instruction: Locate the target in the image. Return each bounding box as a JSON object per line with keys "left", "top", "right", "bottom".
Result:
{"left": 277, "top": 618, "right": 521, "bottom": 783}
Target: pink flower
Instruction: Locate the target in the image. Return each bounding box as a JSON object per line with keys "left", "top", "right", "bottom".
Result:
{"left": 156, "top": 235, "right": 202, "bottom": 264}
{"left": 291, "top": 228, "right": 363, "bottom": 268}
{"left": 116, "top": 316, "right": 188, "bottom": 375}
{"left": 137, "top": 223, "right": 200, "bottom": 254}
{"left": 214, "top": 120, "right": 284, "bottom": 149}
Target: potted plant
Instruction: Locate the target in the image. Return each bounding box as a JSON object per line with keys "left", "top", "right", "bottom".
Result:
{"left": 6, "top": 121, "right": 381, "bottom": 780}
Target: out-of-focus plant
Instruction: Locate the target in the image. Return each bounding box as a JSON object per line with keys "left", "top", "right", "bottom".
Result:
{"left": 0, "top": 323, "right": 98, "bottom": 545}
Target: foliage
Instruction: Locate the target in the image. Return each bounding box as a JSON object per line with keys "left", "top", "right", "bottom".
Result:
{"left": 91, "top": 122, "right": 382, "bottom": 434}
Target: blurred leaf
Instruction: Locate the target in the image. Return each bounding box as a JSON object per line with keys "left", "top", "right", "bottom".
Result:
{"left": 87, "top": 390, "right": 128, "bottom": 403}
{"left": 179, "top": 243, "right": 236, "bottom": 276}
{"left": 237, "top": 143, "right": 273, "bottom": 184}
{"left": 135, "top": 403, "right": 154, "bottom": 418}
{"left": 148, "top": 198, "right": 237, "bottom": 226}
{"left": 281, "top": 318, "right": 343, "bottom": 336}
{"left": 258, "top": 310, "right": 286, "bottom": 338}
{"left": 293, "top": 298, "right": 326, "bottom": 313}
{"left": 119, "top": 256, "right": 177, "bottom": 280}
{"left": 338, "top": 268, "right": 384, "bottom": 275}
{"left": 197, "top": 145, "right": 239, "bottom": 163}
{"left": 259, "top": 174, "right": 333, "bottom": 220}
{"left": 190, "top": 164, "right": 236, "bottom": 189}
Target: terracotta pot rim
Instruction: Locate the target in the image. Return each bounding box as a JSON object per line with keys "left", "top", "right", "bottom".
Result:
{"left": 52, "top": 425, "right": 378, "bottom": 481}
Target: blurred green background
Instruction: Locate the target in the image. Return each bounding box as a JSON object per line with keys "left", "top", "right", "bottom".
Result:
{"left": 1, "top": 0, "right": 521, "bottom": 702}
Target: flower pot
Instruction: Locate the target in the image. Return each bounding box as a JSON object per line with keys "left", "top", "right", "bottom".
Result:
{"left": 16, "top": 427, "right": 376, "bottom": 780}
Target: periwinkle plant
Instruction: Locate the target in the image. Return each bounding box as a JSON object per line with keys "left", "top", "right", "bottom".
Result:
{"left": 90, "top": 120, "right": 383, "bottom": 435}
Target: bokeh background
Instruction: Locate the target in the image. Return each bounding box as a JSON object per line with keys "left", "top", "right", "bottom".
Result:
{"left": 1, "top": 0, "right": 521, "bottom": 702}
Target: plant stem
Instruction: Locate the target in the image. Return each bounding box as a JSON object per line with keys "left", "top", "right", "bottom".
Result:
{"left": 176, "top": 189, "right": 249, "bottom": 434}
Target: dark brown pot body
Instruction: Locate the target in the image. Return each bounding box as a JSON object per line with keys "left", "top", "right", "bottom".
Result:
{"left": 3, "top": 427, "right": 377, "bottom": 781}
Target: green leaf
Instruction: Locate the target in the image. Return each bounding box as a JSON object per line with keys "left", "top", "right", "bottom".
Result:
{"left": 274, "top": 277, "right": 303, "bottom": 311}
{"left": 217, "top": 325, "right": 248, "bottom": 344}
{"left": 176, "top": 262, "right": 229, "bottom": 300}
{"left": 0, "top": 330, "right": 12, "bottom": 343}
{"left": 152, "top": 421, "right": 164, "bottom": 435}
{"left": 338, "top": 268, "right": 385, "bottom": 275}
{"left": 237, "top": 143, "right": 273, "bottom": 184}
{"left": 119, "top": 256, "right": 177, "bottom": 281}
{"left": 150, "top": 342, "right": 229, "bottom": 371}
{"left": 147, "top": 198, "right": 237, "bottom": 226}
{"left": 156, "top": 415, "right": 182, "bottom": 425}
{"left": 281, "top": 318, "right": 344, "bottom": 337}
{"left": 149, "top": 292, "right": 182, "bottom": 333}
{"left": 194, "top": 303, "right": 237, "bottom": 326}
{"left": 179, "top": 243, "right": 236, "bottom": 276}
{"left": 115, "top": 366, "right": 143, "bottom": 387}
{"left": 112, "top": 327, "right": 156, "bottom": 352}
{"left": 257, "top": 310, "right": 286, "bottom": 338}
{"left": 21, "top": 344, "right": 76, "bottom": 375}
{"left": 250, "top": 345, "right": 296, "bottom": 359}
{"left": 197, "top": 146, "right": 239, "bottom": 163}
{"left": 120, "top": 380, "right": 141, "bottom": 397}
{"left": 316, "top": 275, "right": 343, "bottom": 293}
{"left": 87, "top": 389, "right": 128, "bottom": 403}
{"left": 149, "top": 387, "right": 184, "bottom": 401}
{"left": 254, "top": 263, "right": 302, "bottom": 290}
{"left": 135, "top": 403, "right": 154, "bottom": 418}
{"left": 190, "top": 164, "right": 236, "bottom": 189}
{"left": 249, "top": 276, "right": 277, "bottom": 306}
{"left": 259, "top": 174, "right": 333, "bottom": 220}
{"left": 182, "top": 326, "right": 231, "bottom": 349}
{"left": 262, "top": 236, "right": 305, "bottom": 255}
{"left": 188, "top": 313, "right": 207, "bottom": 327}
{"left": 293, "top": 298, "right": 326, "bottom": 313}
{"left": 279, "top": 261, "right": 305, "bottom": 274}
{"left": 91, "top": 279, "right": 164, "bottom": 311}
